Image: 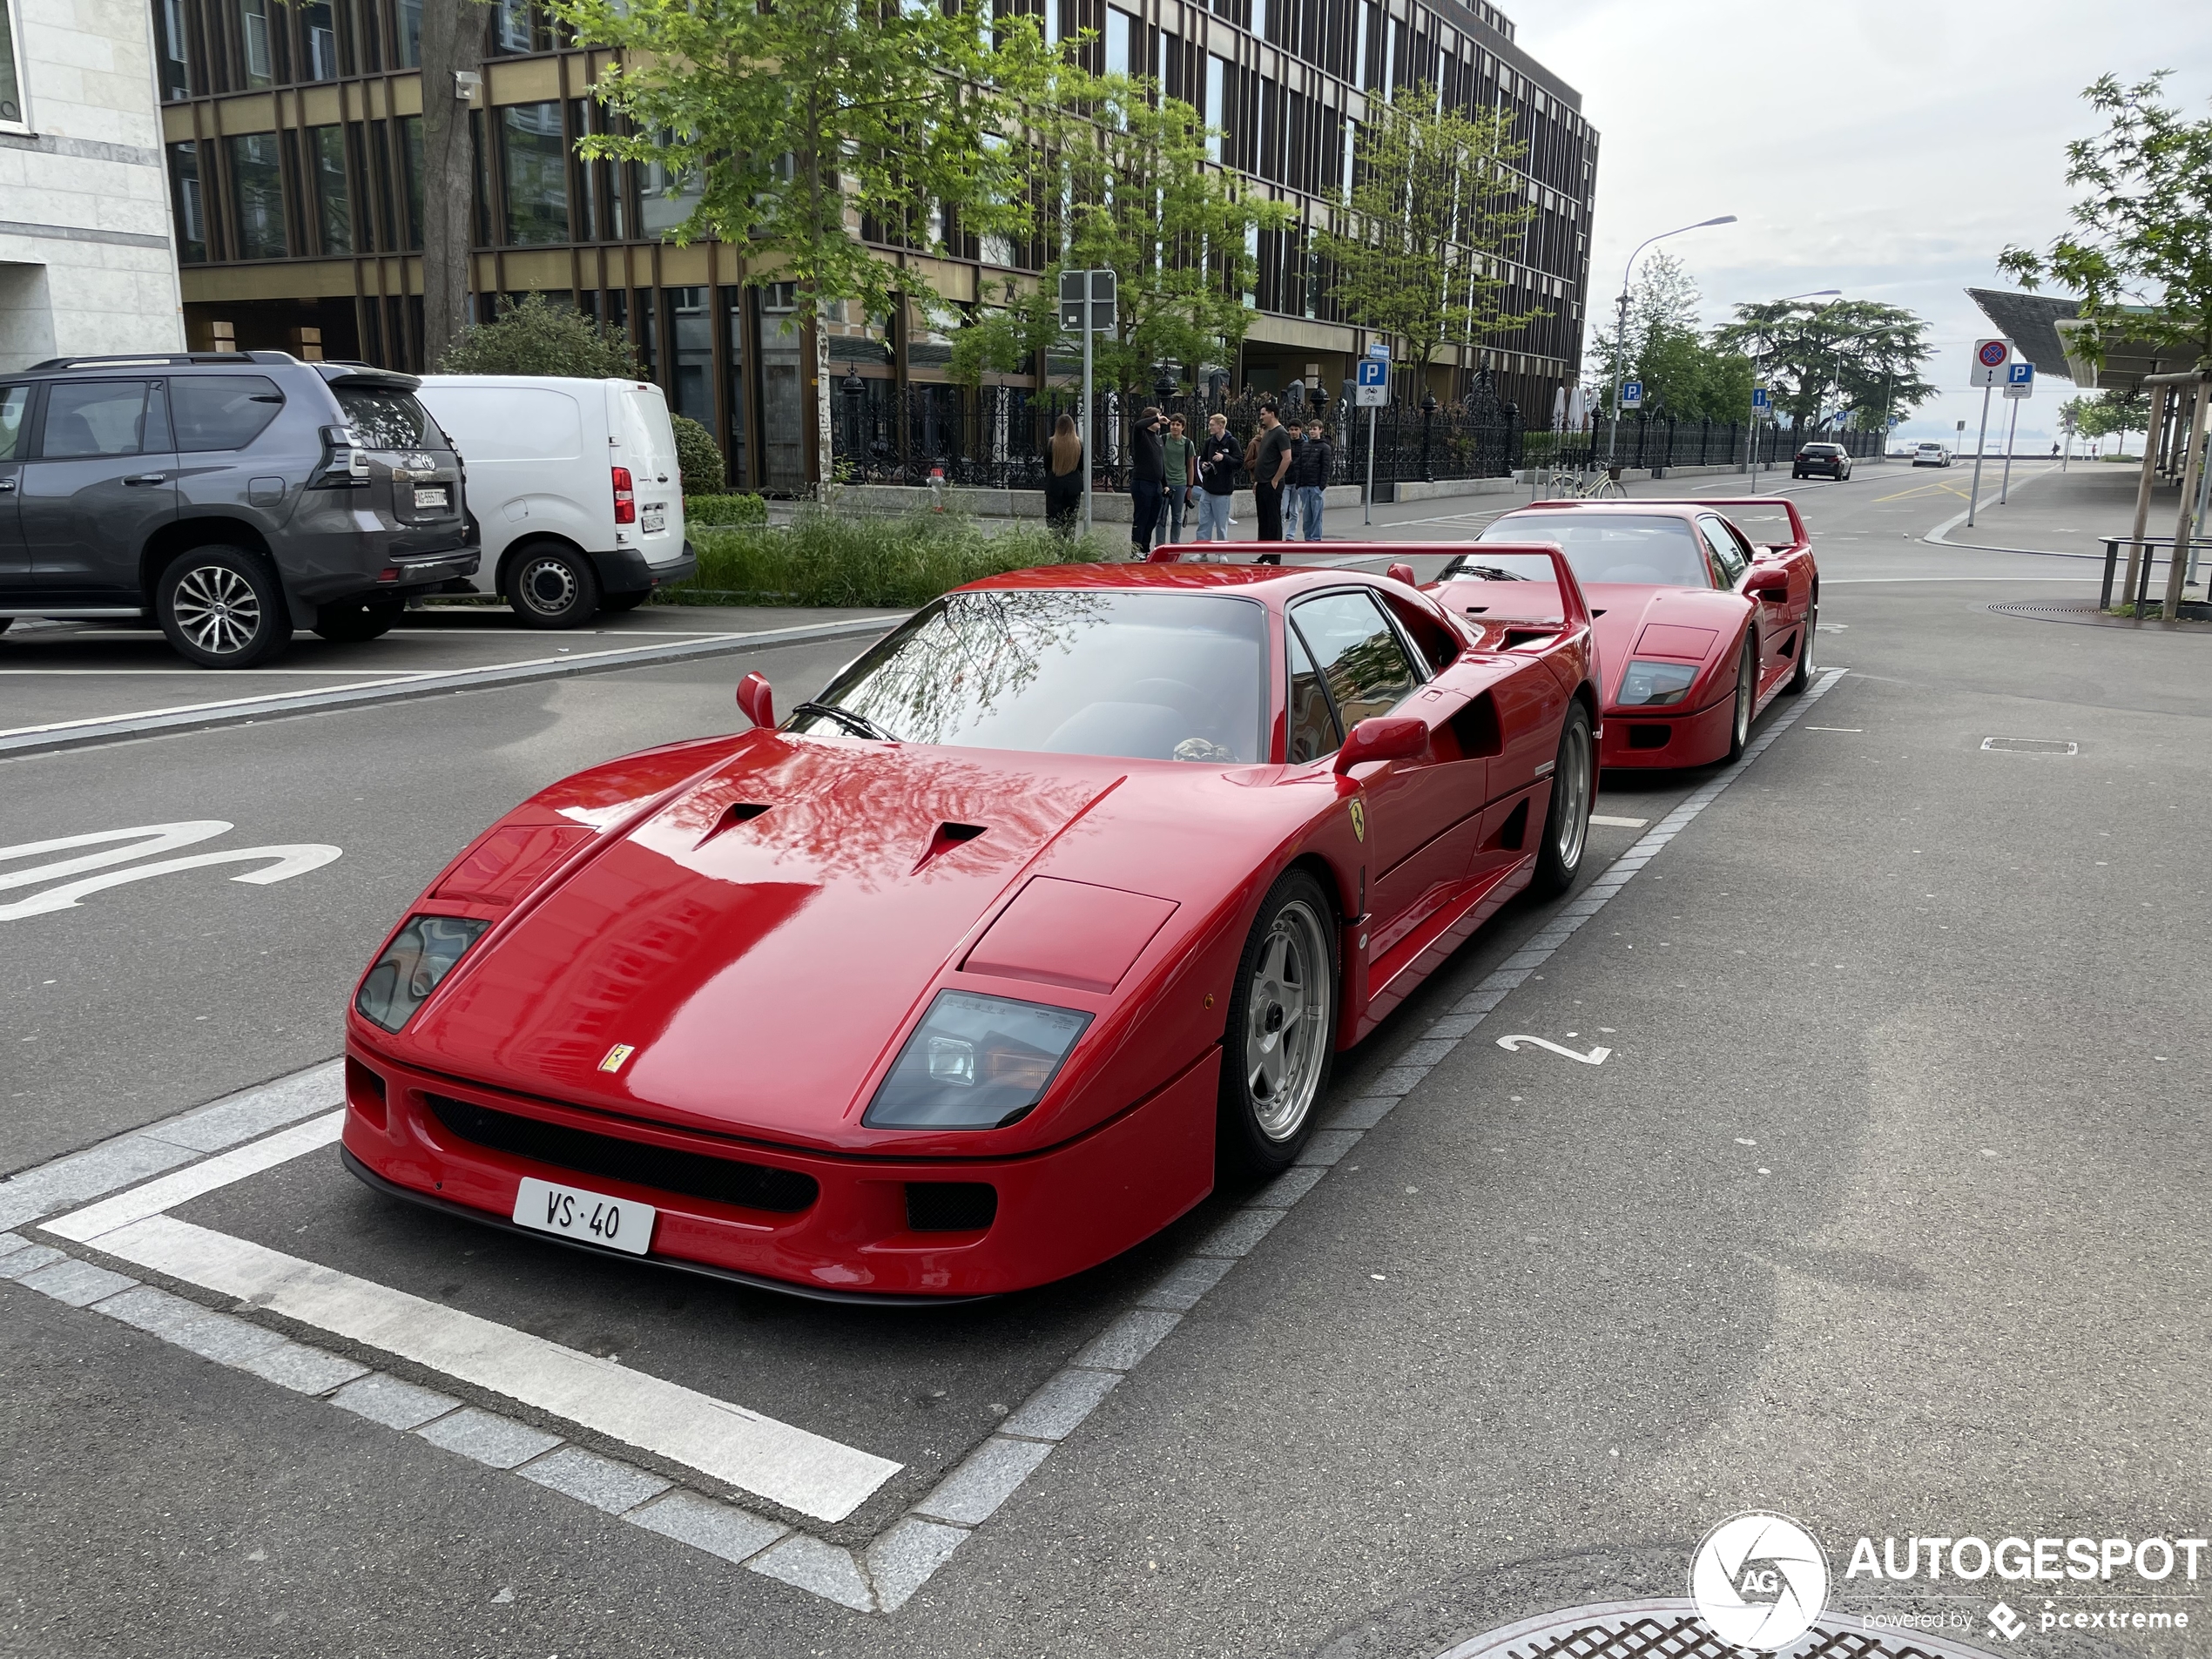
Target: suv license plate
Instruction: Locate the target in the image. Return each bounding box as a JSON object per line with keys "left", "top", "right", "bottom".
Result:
{"left": 641, "top": 506, "right": 665, "bottom": 533}
{"left": 413, "top": 484, "right": 449, "bottom": 510}
{"left": 512, "top": 1177, "right": 654, "bottom": 1255}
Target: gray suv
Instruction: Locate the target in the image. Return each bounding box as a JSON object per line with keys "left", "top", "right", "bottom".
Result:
{"left": 0, "top": 352, "right": 477, "bottom": 668}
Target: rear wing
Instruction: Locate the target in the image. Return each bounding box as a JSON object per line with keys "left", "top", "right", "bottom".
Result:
{"left": 1423, "top": 541, "right": 1594, "bottom": 639}
{"left": 1656, "top": 496, "right": 1810, "bottom": 556}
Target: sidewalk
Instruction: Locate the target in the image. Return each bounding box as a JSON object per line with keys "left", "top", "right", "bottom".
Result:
{"left": 1925, "top": 459, "right": 2180, "bottom": 560}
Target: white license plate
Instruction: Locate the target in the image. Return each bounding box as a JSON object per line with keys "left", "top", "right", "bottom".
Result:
{"left": 512, "top": 1176, "right": 655, "bottom": 1255}
{"left": 640, "top": 505, "right": 666, "bottom": 533}
{"left": 413, "top": 485, "right": 449, "bottom": 509}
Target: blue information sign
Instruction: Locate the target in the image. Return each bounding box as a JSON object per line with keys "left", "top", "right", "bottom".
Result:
{"left": 1621, "top": 380, "right": 1643, "bottom": 409}
{"left": 1355, "top": 359, "right": 1389, "bottom": 408}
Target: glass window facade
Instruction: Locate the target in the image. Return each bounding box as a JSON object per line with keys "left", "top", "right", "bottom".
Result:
{"left": 155, "top": 0, "right": 191, "bottom": 101}
{"left": 237, "top": 0, "right": 277, "bottom": 86}
{"left": 311, "top": 125, "right": 351, "bottom": 253}
{"left": 501, "top": 101, "right": 569, "bottom": 245}
{"left": 667, "top": 286, "right": 713, "bottom": 439}
{"left": 227, "top": 132, "right": 287, "bottom": 260}
{"left": 301, "top": 0, "right": 339, "bottom": 79}
{"left": 168, "top": 142, "right": 206, "bottom": 261}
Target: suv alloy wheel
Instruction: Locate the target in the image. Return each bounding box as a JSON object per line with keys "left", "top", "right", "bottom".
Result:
{"left": 156, "top": 546, "right": 293, "bottom": 669}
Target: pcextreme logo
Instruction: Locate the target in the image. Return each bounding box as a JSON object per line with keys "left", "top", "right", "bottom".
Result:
{"left": 1689, "top": 1512, "right": 1831, "bottom": 1650}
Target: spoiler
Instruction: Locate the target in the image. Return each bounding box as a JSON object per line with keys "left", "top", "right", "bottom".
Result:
{"left": 1425, "top": 541, "right": 1595, "bottom": 637}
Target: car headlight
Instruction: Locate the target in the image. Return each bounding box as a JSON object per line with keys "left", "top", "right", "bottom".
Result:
{"left": 354, "top": 914, "right": 492, "bottom": 1033}
{"left": 1616, "top": 660, "right": 1700, "bottom": 707}
{"left": 863, "top": 990, "right": 1093, "bottom": 1130}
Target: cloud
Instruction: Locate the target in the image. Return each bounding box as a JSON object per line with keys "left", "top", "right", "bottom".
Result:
{"left": 1518, "top": 0, "right": 2212, "bottom": 442}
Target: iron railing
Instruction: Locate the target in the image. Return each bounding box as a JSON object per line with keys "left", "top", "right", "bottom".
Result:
{"left": 1527, "top": 417, "right": 1885, "bottom": 475}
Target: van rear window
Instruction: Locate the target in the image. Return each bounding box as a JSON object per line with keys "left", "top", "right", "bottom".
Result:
{"left": 335, "top": 386, "right": 443, "bottom": 449}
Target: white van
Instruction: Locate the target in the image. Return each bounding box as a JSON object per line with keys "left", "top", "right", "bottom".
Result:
{"left": 414, "top": 376, "right": 697, "bottom": 625}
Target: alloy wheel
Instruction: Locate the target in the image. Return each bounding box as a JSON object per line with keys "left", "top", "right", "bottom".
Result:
{"left": 1553, "top": 715, "right": 1592, "bottom": 870}
{"left": 1245, "top": 899, "right": 1329, "bottom": 1142}
{"left": 170, "top": 563, "right": 264, "bottom": 658}
{"left": 1733, "top": 645, "right": 1755, "bottom": 752}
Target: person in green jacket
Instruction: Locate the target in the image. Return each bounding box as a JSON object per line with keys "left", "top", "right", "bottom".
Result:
{"left": 1159, "top": 415, "right": 1198, "bottom": 548}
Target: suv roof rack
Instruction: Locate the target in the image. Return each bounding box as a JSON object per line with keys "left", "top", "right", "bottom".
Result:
{"left": 26, "top": 350, "right": 304, "bottom": 370}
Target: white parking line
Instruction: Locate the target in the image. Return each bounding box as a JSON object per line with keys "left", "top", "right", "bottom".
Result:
{"left": 1588, "top": 814, "right": 1649, "bottom": 828}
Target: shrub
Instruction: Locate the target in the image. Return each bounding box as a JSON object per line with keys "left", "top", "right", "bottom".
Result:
{"left": 664, "top": 509, "right": 1114, "bottom": 607}
{"left": 437, "top": 293, "right": 643, "bottom": 379}
{"left": 671, "top": 415, "right": 726, "bottom": 497}
{"left": 685, "top": 493, "right": 770, "bottom": 526}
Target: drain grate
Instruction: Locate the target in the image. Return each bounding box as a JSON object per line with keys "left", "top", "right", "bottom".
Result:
{"left": 1980, "top": 737, "right": 2078, "bottom": 755}
{"left": 1433, "top": 1599, "right": 1996, "bottom": 1659}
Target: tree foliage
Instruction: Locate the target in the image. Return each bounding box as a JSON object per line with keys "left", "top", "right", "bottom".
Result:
{"left": 548, "top": 0, "right": 1055, "bottom": 330}
{"left": 1713, "top": 299, "right": 1935, "bottom": 429}
{"left": 1584, "top": 253, "right": 1752, "bottom": 425}
{"left": 1314, "top": 82, "right": 1543, "bottom": 399}
{"left": 671, "top": 415, "right": 726, "bottom": 496}
{"left": 2060, "top": 389, "right": 2151, "bottom": 441}
{"left": 948, "top": 71, "right": 1291, "bottom": 398}
{"left": 1998, "top": 72, "right": 2212, "bottom": 373}
{"left": 438, "top": 293, "right": 644, "bottom": 377}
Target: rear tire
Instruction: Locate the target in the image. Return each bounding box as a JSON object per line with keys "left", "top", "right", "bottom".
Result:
{"left": 1723, "top": 636, "right": 1756, "bottom": 762}
{"left": 502, "top": 541, "right": 600, "bottom": 629}
{"left": 1528, "top": 701, "right": 1594, "bottom": 899}
{"left": 156, "top": 546, "right": 293, "bottom": 669}
{"left": 313, "top": 596, "right": 404, "bottom": 643}
{"left": 600, "top": 590, "right": 650, "bottom": 613}
{"left": 1218, "top": 870, "right": 1338, "bottom": 1178}
{"left": 1785, "top": 600, "right": 1817, "bottom": 693}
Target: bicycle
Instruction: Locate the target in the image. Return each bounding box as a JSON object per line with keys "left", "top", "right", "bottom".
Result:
{"left": 1545, "top": 467, "right": 1627, "bottom": 501}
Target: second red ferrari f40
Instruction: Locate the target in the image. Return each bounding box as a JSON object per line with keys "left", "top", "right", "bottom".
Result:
{"left": 342, "top": 556, "right": 1599, "bottom": 1298}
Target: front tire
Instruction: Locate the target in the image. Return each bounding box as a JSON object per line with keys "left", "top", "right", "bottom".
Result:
{"left": 1723, "top": 635, "right": 1757, "bottom": 762}
{"left": 157, "top": 547, "right": 293, "bottom": 669}
{"left": 502, "top": 541, "right": 601, "bottom": 629}
{"left": 1218, "top": 870, "right": 1338, "bottom": 1177}
{"left": 313, "top": 596, "right": 404, "bottom": 643}
{"left": 1528, "top": 701, "right": 1594, "bottom": 899}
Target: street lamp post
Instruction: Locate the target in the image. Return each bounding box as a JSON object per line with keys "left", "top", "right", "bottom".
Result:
{"left": 1606, "top": 214, "right": 1737, "bottom": 468}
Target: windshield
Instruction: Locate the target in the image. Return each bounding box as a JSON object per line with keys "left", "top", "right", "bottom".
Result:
{"left": 334, "top": 385, "right": 446, "bottom": 450}
{"left": 790, "top": 590, "right": 1271, "bottom": 763}
{"left": 1473, "top": 513, "right": 1711, "bottom": 588}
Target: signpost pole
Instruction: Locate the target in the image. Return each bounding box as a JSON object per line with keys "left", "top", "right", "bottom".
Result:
{"left": 2000, "top": 395, "right": 2020, "bottom": 504}
{"left": 1365, "top": 407, "right": 1377, "bottom": 527}
{"left": 1081, "top": 303, "right": 1094, "bottom": 539}
{"left": 1967, "top": 386, "right": 1993, "bottom": 527}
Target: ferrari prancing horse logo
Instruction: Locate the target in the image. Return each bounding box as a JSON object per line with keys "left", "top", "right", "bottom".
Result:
{"left": 598, "top": 1043, "right": 636, "bottom": 1074}
{"left": 1347, "top": 799, "right": 1366, "bottom": 842}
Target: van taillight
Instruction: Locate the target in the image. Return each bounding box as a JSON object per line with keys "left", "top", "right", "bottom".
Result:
{"left": 612, "top": 465, "right": 636, "bottom": 525}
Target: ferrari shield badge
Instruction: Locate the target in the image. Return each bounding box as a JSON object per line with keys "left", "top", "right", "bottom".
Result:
{"left": 1347, "top": 799, "right": 1366, "bottom": 843}
{"left": 598, "top": 1043, "right": 637, "bottom": 1074}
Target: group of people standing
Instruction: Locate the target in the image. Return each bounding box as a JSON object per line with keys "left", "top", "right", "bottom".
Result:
{"left": 1043, "top": 401, "right": 1335, "bottom": 558}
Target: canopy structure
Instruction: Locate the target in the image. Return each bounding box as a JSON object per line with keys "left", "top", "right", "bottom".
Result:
{"left": 1966, "top": 288, "right": 2184, "bottom": 393}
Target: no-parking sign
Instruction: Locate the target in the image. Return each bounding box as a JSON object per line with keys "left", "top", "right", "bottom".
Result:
{"left": 1971, "top": 337, "right": 2013, "bottom": 388}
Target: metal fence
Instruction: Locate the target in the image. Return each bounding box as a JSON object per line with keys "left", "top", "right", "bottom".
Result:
{"left": 1527, "top": 416, "right": 1885, "bottom": 475}
{"left": 827, "top": 375, "right": 1524, "bottom": 493}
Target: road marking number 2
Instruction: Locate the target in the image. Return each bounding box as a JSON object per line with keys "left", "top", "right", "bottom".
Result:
{"left": 1495, "top": 1034, "right": 1612, "bottom": 1065}
{"left": 0, "top": 821, "right": 341, "bottom": 921}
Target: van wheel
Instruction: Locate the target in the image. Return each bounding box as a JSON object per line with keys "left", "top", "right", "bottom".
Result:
{"left": 313, "top": 596, "right": 405, "bottom": 643}
{"left": 502, "top": 541, "right": 600, "bottom": 629}
{"left": 157, "top": 547, "right": 293, "bottom": 669}
{"left": 600, "top": 590, "right": 650, "bottom": 613}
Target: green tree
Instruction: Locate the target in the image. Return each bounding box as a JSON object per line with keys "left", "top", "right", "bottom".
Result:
{"left": 1584, "top": 253, "right": 1753, "bottom": 425}
{"left": 548, "top": 0, "right": 1056, "bottom": 483}
{"left": 1714, "top": 299, "right": 1935, "bottom": 430}
{"left": 949, "top": 71, "right": 1290, "bottom": 408}
{"left": 2061, "top": 389, "right": 2151, "bottom": 448}
{"left": 438, "top": 293, "right": 644, "bottom": 377}
{"left": 1315, "top": 82, "right": 1543, "bottom": 401}
{"left": 1999, "top": 72, "right": 2212, "bottom": 374}
{"left": 671, "top": 415, "right": 726, "bottom": 496}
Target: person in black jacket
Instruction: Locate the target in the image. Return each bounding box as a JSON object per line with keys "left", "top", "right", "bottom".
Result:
{"left": 1196, "top": 412, "right": 1239, "bottom": 546}
{"left": 1129, "top": 406, "right": 1165, "bottom": 557}
{"left": 1291, "top": 418, "right": 1333, "bottom": 541}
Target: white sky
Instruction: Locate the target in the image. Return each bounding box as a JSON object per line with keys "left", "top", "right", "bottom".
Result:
{"left": 1513, "top": 1, "right": 2212, "bottom": 448}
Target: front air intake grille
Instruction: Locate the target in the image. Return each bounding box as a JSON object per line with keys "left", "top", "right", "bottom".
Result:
{"left": 424, "top": 1092, "right": 819, "bottom": 1214}
{"left": 1625, "top": 724, "right": 1672, "bottom": 750}
{"left": 905, "top": 1182, "right": 998, "bottom": 1233}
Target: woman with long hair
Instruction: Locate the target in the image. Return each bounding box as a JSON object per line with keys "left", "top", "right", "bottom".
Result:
{"left": 1044, "top": 412, "right": 1083, "bottom": 537}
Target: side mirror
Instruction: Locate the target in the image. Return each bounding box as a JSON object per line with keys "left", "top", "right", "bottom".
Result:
{"left": 1746, "top": 571, "right": 1789, "bottom": 604}
{"left": 1386, "top": 562, "right": 1416, "bottom": 587}
{"left": 1333, "top": 715, "right": 1427, "bottom": 774}
{"left": 735, "top": 671, "right": 775, "bottom": 728}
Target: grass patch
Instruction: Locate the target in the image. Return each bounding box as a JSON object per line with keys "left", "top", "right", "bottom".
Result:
{"left": 685, "top": 493, "right": 770, "bottom": 527}
{"left": 662, "top": 507, "right": 1115, "bottom": 607}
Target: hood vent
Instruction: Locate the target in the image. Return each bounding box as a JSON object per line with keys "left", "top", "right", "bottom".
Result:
{"left": 697, "top": 801, "right": 772, "bottom": 846}
{"left": 913, "top": 821, "right": 987, "bottom": 873}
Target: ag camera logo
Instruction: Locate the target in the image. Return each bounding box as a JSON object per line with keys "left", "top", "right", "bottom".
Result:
{"left": 1690, "top": 1511, "right": 1831, "bottom": 1650}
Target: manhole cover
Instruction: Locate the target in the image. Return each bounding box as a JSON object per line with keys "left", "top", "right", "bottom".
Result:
{"left": 1981, "top": 737, "right": 2078, "bottom": 755}
{"left": 1433, "top": 1598, "right": 1996, "bottom": 1659}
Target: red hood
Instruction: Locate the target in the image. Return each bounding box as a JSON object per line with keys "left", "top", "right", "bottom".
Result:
{"left": 1584, "top": 583, "right": 1750, "bottom": 707}
{"left": 394, "top": 734, "right": 1198, "bottom": 1150}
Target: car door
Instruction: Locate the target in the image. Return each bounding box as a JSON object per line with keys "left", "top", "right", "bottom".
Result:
{"left": 0, "top": 382, "right": 30, "bottom": 590}
{"left": 1287, "top": 588, "right": 1483, "bottom": 963}
{"left": 1696, "top": 514, "right": 1769, "bottom": 678}
{"left": 19, "top": 377, "right": 178, "bottom": 604}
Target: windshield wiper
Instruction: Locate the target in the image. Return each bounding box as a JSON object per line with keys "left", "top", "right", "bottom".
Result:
{"left": 1450, "top": 563, "right": 1532, "bottom": 582}
{"left": 791, "top": 700, "right": 897, "bottom": 742}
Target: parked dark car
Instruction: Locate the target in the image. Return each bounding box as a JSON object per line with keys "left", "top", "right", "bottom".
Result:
{"left": 1791, "top": 442, "right": 1852, "bottom": 481}
{"left": 0, "top": 352, "right": 477, "bottom": 668}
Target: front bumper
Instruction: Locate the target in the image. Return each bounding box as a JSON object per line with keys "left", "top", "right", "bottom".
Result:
{"left": 1599, "top": 687, "right": 1737, "bottom": 769}
{"left": 340, "top": 1041, "right": 1216, "bottom": 1298}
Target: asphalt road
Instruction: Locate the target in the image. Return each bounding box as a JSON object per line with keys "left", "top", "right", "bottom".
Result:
{"left": 3, "top": 462, "right": 2205, "bottom": 1659}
